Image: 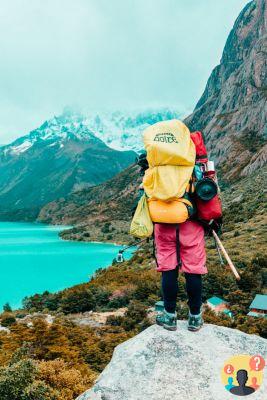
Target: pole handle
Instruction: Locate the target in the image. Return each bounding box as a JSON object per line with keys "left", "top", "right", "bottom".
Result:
{"left": 212, "top": 230, "right": 241, "bottom": 281}
{"left": 121, "top": 237, "right": 148, "bottom": 252}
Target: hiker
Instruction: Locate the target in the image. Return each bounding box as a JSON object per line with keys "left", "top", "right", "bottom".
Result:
{"left": 148, "top": 195, "right": 220, "bottom": 332}
{"left": 133, "top": 119, "right": 222, "bottom": 332}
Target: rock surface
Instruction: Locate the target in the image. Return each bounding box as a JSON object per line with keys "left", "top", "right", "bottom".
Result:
{"left": 185, "top": 0, "right": 267, "bottom": 180}
{"left": 77, "top": 322, "right": 267, "bottom": 400}
{"left": 68, "top": 308, "right": 127, "bottom": 328}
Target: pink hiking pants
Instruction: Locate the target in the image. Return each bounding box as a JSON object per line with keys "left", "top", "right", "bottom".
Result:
{"left": 154, "top": 220, "right": 207, "bottom": 274}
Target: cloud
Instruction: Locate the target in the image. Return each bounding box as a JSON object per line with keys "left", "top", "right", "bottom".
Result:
{"left": 0, "top": 0, "right": 249, "bottom": 143}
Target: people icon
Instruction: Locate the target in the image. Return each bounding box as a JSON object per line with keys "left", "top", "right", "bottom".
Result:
{"left": 222, "top": 355, "right": 264, "bottom": 395}
{"left": 230, "top": 369, "right": 255, "bottom": 396}
{"left": 250, "top": 377, "right": 259, "bottom": 391}
{"left": 225, "top": 377, "right": 235, "bottom": 391}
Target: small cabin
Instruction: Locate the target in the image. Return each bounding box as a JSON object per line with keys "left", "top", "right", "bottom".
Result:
{"left": 247, "top": 294, "right": 267, "bottom": 318}
{"left": 206, "top": 296, "right": 232, "bottom": 317}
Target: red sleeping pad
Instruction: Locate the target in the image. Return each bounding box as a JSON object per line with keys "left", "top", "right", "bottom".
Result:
{"left": 195, "top": 195, "right": 222, "bottom": 221}
{"left": 190, "top": 130, "right": 222, "bottom": 221}
{"left": 190, "top": 131, "right": 208, "bottom": 163}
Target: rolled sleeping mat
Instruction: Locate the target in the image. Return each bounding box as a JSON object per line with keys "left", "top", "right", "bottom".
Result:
{"left": 147, "top": 198, "right": 192, "bottom": 224}
{"left": 195, "top": 178, "right": 218, "bottom": 201}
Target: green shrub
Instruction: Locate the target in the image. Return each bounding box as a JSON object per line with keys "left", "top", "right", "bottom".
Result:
{"left": 106, "top": 315, "right": 124, "bottom": 326}
{"left": 23, "top": 291, "right": 61, "bottom": 312}
{"left": 3, "top": 303, "right": 12, "bottom": 312}
{"left": 101, "top": 222, "right": 111, "bottom": 234}
{"left": 1, "top": 313, "right": 16, "bottom": 327}
{"left": 15, "top": 313, "right": 27, "bottom": 319}
{"left": 122, "top": 301, "right": 147, "bottom": 331}
{"left": 133, "top": 280, "right": 159, "bottom": 304}
{"left": 0, "top": 359, "right": 37, "bottom": 400}
{"left": 61, "top": 289, "right": 96, "bottom": 314}
{"left": 107, "top": 295, "right": 129, "bottom": 309}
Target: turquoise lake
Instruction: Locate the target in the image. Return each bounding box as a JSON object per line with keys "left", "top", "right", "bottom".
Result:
{"left": 0, "top": 222, "right": 135, "bottom": 310}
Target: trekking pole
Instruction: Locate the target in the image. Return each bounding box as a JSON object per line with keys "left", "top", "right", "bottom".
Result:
{"left": 116, "top": 238, "right": 148, "bottom": 263}
{"left": 214, "top": 236, "right": 225, "bottom": 266}
{"left": 120, "top": 237, "right": 148, "bottom": 252}
{"left": 212, "top": 230, "right": 241, "bottom": 280}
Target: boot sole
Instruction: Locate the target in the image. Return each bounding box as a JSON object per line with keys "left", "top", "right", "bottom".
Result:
{"left": 156, "top": 321, "right": 177, "bottom": 331}
{"left": 163, "top": 324, "right": 177, "bottom": 331}
{"left": 188, "top": 323, "right": 204, "bottom": 332}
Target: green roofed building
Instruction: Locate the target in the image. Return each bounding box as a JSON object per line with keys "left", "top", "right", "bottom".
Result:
{"left": 222, "top": 309, "right": 233, "bottom": 318}
{"left": 207, "top": 296, "right": 225, "bottom": 306}
{"left": 206, "top": 296, "right": 232, "bottom": 317}
{"left": 247, "top": 294, "right": 267, "bottom": 318}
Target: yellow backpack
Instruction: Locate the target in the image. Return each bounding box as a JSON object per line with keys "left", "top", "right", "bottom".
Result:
{"left": 142, "top": 119, "right": 196, "bottom": 224}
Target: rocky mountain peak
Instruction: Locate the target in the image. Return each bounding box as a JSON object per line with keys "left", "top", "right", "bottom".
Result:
{"left": 185, "top": 0, "right": 267, "bottom": 180}
{"left": 0, "top": 111, "right": 137, "bottom": 216}
{"left": 221, "top": 1, "right": 264, "bottom": 64}
{"left": 2, "top": 107, "right": 183, "bottom": 158}
{"left": 1, "top": 111, "right": 100, "bottom": 158}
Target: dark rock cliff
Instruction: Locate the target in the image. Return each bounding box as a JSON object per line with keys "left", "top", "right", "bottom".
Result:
{"left": 185, "top": 0, "right": 267, "bottom": 180}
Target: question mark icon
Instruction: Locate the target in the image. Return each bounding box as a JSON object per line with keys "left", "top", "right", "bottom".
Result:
{"left": 254, "top": 356, "right": 260, "bottom": 371}
{"left": 249, "top": 355, "right": 265, "bottom": 371}
{"left": 224, "top": 364, "right": 234, "bottom": 374}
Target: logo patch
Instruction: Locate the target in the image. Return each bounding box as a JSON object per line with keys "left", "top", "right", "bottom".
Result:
{"left": 154, "top": 132, "right": 178, "bottom": 144}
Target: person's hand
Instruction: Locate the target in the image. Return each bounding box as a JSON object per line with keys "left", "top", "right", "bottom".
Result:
{"left": 201, "top": 218, "right": 223, "bottom": 237}
{"left": 136, "top": 152, "right": 148, "bottom": 175}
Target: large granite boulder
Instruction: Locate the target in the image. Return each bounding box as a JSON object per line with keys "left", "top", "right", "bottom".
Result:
{"left": 77, "top": 321, "right": 267, "bottom": 400}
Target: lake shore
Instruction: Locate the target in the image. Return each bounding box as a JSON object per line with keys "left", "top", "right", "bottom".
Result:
{"left": 58, "top": 219, "right": 133, "bottom": 246}
{"left": 0, "top": 221, "right": 135, "bottom": 310}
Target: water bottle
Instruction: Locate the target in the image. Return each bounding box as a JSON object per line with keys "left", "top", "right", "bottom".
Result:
{"left": 194, "top": 164, "right": 203, "bottom": 181}
{"left": 205, "top": 160, "right": 215, "bottom": 179}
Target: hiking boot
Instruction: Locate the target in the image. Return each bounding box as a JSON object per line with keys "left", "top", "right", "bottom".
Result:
{"left": 156, "top": 309, "right": 177, "bottom": 331}
{"left": 187, "top": 311, "right": 204, "bottom": 332}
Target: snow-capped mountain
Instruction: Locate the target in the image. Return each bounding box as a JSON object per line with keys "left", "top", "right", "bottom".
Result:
{"left": 84, "top": 108, "right": 184, "bottom": 152}
{"left": 0, "top": 110, "right": 139, "bottom": 219}
{"left": 0, "top": 107, "right": 184, "bottom": 219}
{"left": 2, "top": 107, "right": 184, "bottom": 158}
{"left": 1, "top": 110, "right": 102, "bottom": 157}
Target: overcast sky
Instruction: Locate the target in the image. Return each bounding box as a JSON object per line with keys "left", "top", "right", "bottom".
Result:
{"left": 0, "top": 0, "right": 249, "bottom": 144}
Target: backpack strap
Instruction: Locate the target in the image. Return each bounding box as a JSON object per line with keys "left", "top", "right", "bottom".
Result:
{"left": 153, "top": 223, "right": 182, "bottom": 270}
{"left": 152, "top": 224, "right": 160, "bottom": 269}
{"left": 175, "top": 225, "right": 182, "bottom": 269}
